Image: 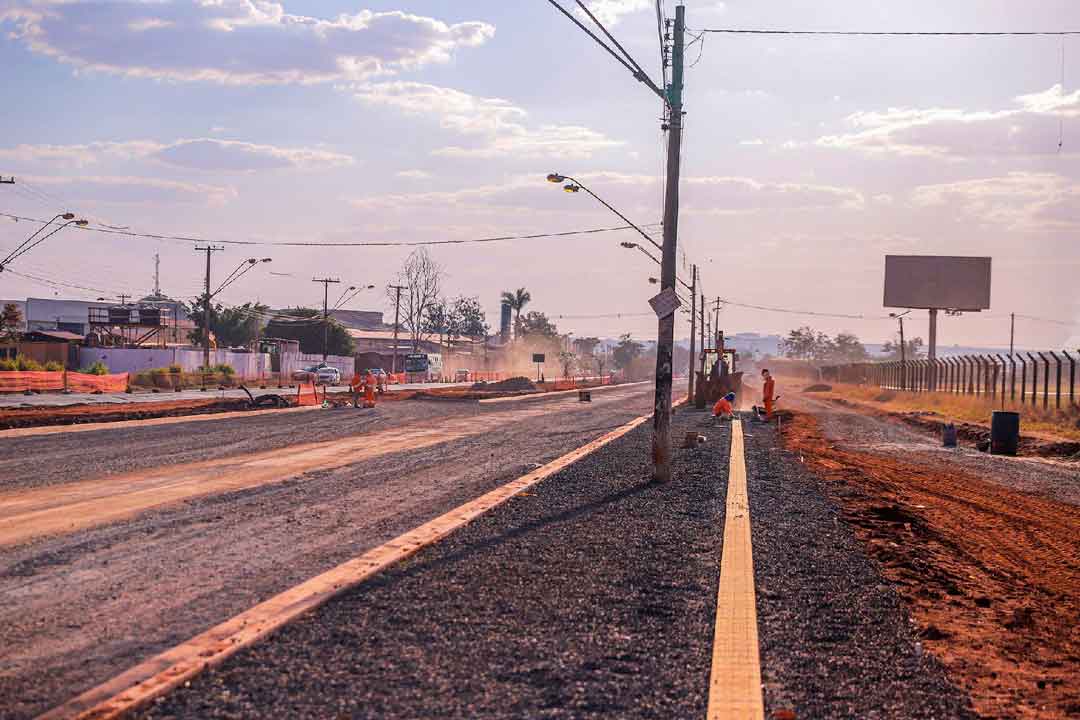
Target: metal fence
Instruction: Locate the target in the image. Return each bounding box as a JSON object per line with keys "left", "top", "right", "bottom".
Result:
{"left": 822, "top": 350, "right": 1080, "bottom": 410}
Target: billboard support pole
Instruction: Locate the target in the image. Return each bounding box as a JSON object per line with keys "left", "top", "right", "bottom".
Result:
{"left": 928, "top": 308, "right": 938, "bottom": 391}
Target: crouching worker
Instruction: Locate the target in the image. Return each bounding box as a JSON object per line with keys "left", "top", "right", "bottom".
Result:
{"left": 350, "top": 371, "right": 364, "bottom": 408}
{"left": 712, "top": 391, "right": 736, "bottom": 420}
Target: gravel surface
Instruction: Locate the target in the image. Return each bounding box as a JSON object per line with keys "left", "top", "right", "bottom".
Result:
{"left": 744, "top": 417, "right": 977, "bottom": 719}
{"left": 794, "top": 395, "right": 1080, "bottom": 506}
{"left": 0, "top": 386, "right": 654, "bottom": 720}
{"left": 139, "top": 407, "right": 728, "bottom": 720}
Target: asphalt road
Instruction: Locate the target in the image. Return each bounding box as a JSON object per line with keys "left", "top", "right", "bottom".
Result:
{"left": 0, "top": 384, "right": 654, "bottom": 720}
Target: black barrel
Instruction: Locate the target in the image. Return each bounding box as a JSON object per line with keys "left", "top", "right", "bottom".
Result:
{"left": 990, "top": 411, "right": 1020, "bottom": 455}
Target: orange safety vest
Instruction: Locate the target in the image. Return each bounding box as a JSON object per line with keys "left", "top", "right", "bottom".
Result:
{"left": 713, "top": 397, "right": 733, "bottom": 416}
{"left": 763, "top": 376, "right": 775, "bottom": 402}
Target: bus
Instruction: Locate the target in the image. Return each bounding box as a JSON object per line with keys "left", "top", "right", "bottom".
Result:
{"left": 404, "top": 353, "right": 443, "bottom": 383}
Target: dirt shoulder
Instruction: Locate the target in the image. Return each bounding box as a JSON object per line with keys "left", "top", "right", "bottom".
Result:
{"left": 782, "top": 408, "right": 1080, "bottom": 719}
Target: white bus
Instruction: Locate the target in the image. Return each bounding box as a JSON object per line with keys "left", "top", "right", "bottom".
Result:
{"left": 404, "top": 353, "right": 443, "bottom": 383}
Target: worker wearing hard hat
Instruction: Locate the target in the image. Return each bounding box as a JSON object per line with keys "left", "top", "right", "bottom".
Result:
{"left": 363, "top": 369, "right": 378, "bottom": 409}
{"left": 762, "top": 368, "right": 776, "bottom": 420}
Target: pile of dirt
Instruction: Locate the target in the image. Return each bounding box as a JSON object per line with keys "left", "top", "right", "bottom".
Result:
{"left": 471, "top": 376, "right": 537, "bottom": 392}
{"left": 802, "top": 383, "right": 832, "bottom": 393}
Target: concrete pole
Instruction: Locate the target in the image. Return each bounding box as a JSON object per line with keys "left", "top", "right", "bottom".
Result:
{"left": 688, "top": 264, "right": 697, "bottom": 401}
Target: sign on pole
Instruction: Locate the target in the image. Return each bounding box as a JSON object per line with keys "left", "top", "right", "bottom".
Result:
{"left": 648, "top": 287, "right": 682, "bottom": 320}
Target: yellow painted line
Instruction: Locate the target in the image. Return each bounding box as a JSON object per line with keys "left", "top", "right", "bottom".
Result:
{"left": 707, "top": 419, "right": 765, "bottom": 720}
{"left": 38, "top": 408, "right": 658, "bottom": 720}
{"left": 479, "top": 380, "right": 651, "bottom": 404}
{"left": 0, "top": 404, "right": 321, "bottom": 439}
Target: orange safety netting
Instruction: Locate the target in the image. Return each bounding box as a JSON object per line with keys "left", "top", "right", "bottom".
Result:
{"left": 296, "top": 382, "right": 323, "bottom": 407}
{"left": 387, "top": 372, "right": 407, "bottom": 385}
{"left": 0, "top": 371, "right": 128, "bottom": 393}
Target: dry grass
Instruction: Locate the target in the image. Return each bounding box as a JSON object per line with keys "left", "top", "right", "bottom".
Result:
{"left": 807, "top": 381, "right": 1080, "bottom": 442}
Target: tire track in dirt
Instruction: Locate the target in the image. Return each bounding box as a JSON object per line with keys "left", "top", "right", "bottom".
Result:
{"left": 783, "top": 410, "right": 1080, "bottom": 719}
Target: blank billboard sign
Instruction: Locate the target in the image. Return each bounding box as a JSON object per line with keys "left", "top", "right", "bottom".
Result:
{"left": 883, "top": 255, "right": 991, "bottom": 310}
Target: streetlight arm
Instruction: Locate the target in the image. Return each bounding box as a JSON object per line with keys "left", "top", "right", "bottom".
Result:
{"left": 564, "top": 176, "right": 663, "bottom": 253}
{"left": 1, "top": 213, "right": 67, "bottom": 266}
{"left": 2, "top": 218, "right": 84, "bottom": 267}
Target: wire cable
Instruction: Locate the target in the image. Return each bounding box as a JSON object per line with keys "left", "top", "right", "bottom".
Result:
{"left": 718, "top": 297, "right": 869, "bottom": 320}
{"left": 695, "top": 28, "right": 1080, "bottom": 37}
{"left": 1, "top": 212, "right": 661, "bottom": 248}
{"left": 572, "top": 0, "right": 668, "bottom": 100}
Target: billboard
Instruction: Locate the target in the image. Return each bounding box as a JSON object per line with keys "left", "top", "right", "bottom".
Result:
{"left": 883, "top": 255, "right": 991, "bottom": 311}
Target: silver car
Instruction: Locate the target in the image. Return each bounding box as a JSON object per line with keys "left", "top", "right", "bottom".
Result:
{"left": 292, "top": 363, "right": 341, "bottom": 386}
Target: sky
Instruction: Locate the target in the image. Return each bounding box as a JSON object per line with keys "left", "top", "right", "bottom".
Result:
{"left": 0, "top": 0, "right": 1078, "bottom": 351}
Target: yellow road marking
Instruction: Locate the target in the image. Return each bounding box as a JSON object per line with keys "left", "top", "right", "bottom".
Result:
{"left": 707, "top": 419, "right": 765, "bottom": 720}
{"left": 37, "top": 410, "right": 657, "bottom": 720}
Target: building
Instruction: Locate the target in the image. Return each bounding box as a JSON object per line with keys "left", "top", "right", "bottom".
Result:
{"left": 328, "top": 309, "right": 384, "bottom": 330}
{"left": 22, "top": 296, "right": 195, "bottom": 345}
{"left": 347, "top": 328, "right": 441, "bottom": 355}
{"left": 0, "top": 329, "right": 82, "bottom": 365}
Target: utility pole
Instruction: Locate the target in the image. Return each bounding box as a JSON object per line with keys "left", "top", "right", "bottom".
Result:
{"left": 899, "top": 316, "right": 907, "bottom": 390}
{"left": 389, "top": 284, "right": 406, "bottom": 374}
{"left": 687, "top": 264, "right": 697, "bottom": 401}
{"left": 313, "top": 277, "right": 342, "bottom": 362}
{"left": 650, "top": 4, "right": 685, "bottom": 482}
{"left": 153, "top": 252, "right": 161, "bottom": 297}
{"left": 195, "top": 245, "right": 223, "bottom": 373}
{"left": 700, "top": 292, "right": 706, "bottom": 379}
{"left": 928, "top": 308, "right": 938, "bottom": 390}
{"left": 1009, "top": 312, "right": 1015, "bottom": 356}
{"left": 713, "top": 297, "right": 722, "bottom": 350}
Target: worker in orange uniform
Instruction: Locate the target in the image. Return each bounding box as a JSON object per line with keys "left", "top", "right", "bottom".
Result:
{"left": 363, "top": 369, "right": 378, "bottom": 409}
{"left": 350, "top": 370, "right": 364, "bottom": 408}
{"left": 712, "top": 391, "right": 736, "bottom": 420}
{"left": 761, "top": 368, "right": 776, "bottom": 420}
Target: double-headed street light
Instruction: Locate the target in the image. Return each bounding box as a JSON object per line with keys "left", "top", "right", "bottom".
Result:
{"left": 0, "top": 213, "right": 87, "bottom": 272}
{"left": 212, "top": 257, "right": 272, "bottom": 298}
{"left": 546, "top": 173, "right": 661, "bottom": 253}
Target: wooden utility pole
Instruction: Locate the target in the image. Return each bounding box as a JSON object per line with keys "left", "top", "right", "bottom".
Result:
{"left": 195, "top": 245, "right": 223, "bottom": 374}
{"left": 389, "top": 284, "right": 406, "bottom": 374}
{"left": 713, "top": 297, "right": 722, "bottom": 350}
{"left": 313, "top": 277, "right": 341, "bottom": 362}
{"left": 688, "top": 264, "right": 697, "bottom": 401}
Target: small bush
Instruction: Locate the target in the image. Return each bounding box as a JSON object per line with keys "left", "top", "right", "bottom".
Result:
{"left": 149, "top": 367, "right": 168, "bottom": 376}
{"left": 0, "top": 358, "right": 16, "bottom": 371}
{"left": 79, "top": 361, "right": 109, "bottom": 376}
{"left": 15, "top": 355, "right": 43, "bottom": 371}
{"left": 44, "top": 360, "right": 64, "bottom": 372}
{"left": 215, "top": 363, "right": 235, "bottom": 376}
{"left": 168, "top": 364, "right": 182, "bottom": 374}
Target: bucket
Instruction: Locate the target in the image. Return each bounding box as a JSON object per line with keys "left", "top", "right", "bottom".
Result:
{"left": 990, "top": 411, "right": 1020, "bottom": 456}
{"left": 942, "top": 424, "right": 958, "bottom": 448}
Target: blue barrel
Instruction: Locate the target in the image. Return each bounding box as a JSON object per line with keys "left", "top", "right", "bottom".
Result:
{"left": 942, "top": 424, "right": 958, "bottom": 448}
{"left": 990, "top": 411, "right": 1020, "bottom": 455}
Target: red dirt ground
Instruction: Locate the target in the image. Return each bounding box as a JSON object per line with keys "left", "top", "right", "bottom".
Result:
{"left": 782, "top": 410, "right": 1080, "bottom": 719}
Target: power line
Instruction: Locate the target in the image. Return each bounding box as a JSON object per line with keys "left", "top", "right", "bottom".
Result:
{"left": 0, "top": 212, "right": 661, "bottom": 248}
{"left": 718, "top": 297, "right": 870, "bottom": 320}
{"left": 695, "top": 28, "right": 1080, "bottom": 37}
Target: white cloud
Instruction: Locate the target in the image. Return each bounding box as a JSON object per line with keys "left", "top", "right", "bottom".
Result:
{"left": 26, "top": 175, "right": 236, "bottom": 206}
{"left": 396, "top": 169, "right": 433, "bottom": 180}
{"left": 0, "top": 138, "right": 353, "bottom": 172}
{"left": 350, "top": 81, "right": 623, "bottom": 160}
{"left": 818, "top": 84, "right": 1080, "bottom": 157}
{"left": 1, "top": 2, "right": 494, "bottom": 85}
{"left": 911, "top": 172, "right": 1080, "bottom": 230}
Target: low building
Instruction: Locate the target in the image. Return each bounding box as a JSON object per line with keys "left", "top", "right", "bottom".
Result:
{"left": 0, "top": 330, "right": 82, "bottom": 366}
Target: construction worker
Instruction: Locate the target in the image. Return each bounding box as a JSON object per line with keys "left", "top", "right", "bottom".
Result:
{"left": 350, "top": 370, "right": 364, "bottom": 408}
{"left": 712, "top": 391, "right": 736, "bottom": 420}
{"left": 761, "top": 368, "right": 776, "bottom": 420}
{"left": 363, "top": 369, "right": 378, "bottom": 409}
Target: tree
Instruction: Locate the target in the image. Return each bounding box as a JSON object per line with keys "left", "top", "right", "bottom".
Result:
{"left": 613, "top": 334, "right": 642, "bottom": 370}
{"left": 519, "top": 310, "right": 559, "bottom": 338}
{"left": 882, "top": 336, "right": 925, "bottom": 361}
{"left": 422, "top": 298, "right": 452, "bottom": 348}
{"left": 558, "top": 351, "right": 577, "bottom": 379}
{"left": 189, "top": 300, "right": 266, "bottom": 348}
{"left": 264, "top": 308, "right": 354, "bottom": 356}
{"left": 500, "top": 287, "right": 531, "bottom": 340}
{"left": 572, "top": 336, "right": 601, "bottom": 357}
{"left": 391, "top": 248, "right": 444, "bottom": 350}
{"left": 780, "top": 326, "right": 829, "bottom": 361}
{"left": 451, "top": 295, "right": 488, "bottom": 339}
{"left": 0, "top": 303, "right": 22, "bottom": 341}
{"left": 830, "top": 332, "right": 869, "bottom": 362}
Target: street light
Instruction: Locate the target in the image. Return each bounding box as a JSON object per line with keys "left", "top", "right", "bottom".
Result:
{"left": 546, "top": 173, "right": 662, "bottom": 253}
{"left": 620, "top": 241, "right": 695, "bottom": 294}
{"left": 212, "top": 257, "right": 272, "bottom": 298}
{"left": 1, "top": 214, "right": 86, "bottom": 271}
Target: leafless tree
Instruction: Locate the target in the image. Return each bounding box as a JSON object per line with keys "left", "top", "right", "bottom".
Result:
{"left": 390, "top": 248, "right": 444, "bottom": 351}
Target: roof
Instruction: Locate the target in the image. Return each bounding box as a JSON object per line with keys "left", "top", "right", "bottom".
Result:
{"left": 23, "top": 330, "right": 84, "bottom": 342}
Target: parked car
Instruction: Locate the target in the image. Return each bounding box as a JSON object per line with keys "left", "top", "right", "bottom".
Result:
{"left": 292, "top": 363, "right": 341, "bottom": 386}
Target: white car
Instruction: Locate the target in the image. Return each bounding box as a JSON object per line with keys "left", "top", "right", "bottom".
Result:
{"left": 292, "top": 363, "right": 341, "bottom": 385}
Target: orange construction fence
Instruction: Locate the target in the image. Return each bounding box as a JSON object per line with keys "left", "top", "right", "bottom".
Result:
{"left": 0, "top": 371, "right": 129, "bottom": 394}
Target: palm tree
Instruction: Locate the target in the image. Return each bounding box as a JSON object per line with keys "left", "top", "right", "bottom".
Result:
{"left": 500, "top": 287, "right": 531, "bottom": 341}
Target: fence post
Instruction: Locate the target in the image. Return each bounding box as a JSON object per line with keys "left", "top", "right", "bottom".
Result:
{"left": 1018, "top": 354, "right": 1027, "bottom": 406}
{"left": 951, "top": 357, "right": 960, "bottom": 393}
{"left": 964, "top": 356, "right": 973, "bottom": 394}
{"left": 989, "top": 356, "right": 998, "bottom": 399}
{"left": 1026, "top": 353, "right": 1037, "bottom": 407}
{"left": 1037, "top": 352, "right": 1050, "bottom": 410}
{"left": 1049, "top": 351, "right": 1062, "bottom": 410}
{"left": 996, "top": 354, "right": 1007, "bottom": 403}
{"left": 1008, "top": 354, "right": 1016, "bottom": 403}
{"left": 1065, "top": 351, "right": 1076, "bottom": 407}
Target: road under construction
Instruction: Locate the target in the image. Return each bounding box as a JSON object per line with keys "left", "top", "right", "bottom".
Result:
{"left": 0, "top": 374, "right": 1076, "bottom": 720}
